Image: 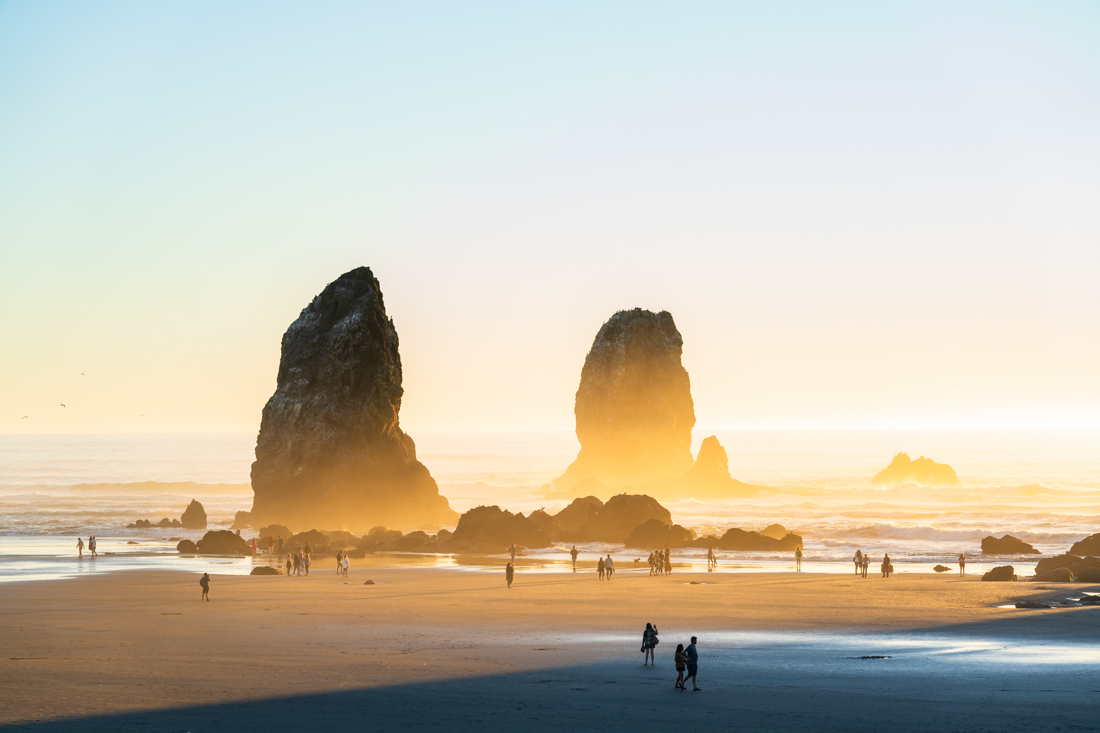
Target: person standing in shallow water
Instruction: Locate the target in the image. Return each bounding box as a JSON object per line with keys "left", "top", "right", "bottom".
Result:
{"left": 795, "top": 545, "right": 803, "bottom": 571}
{"left": 570, "top": 546, "right": 579, "bottom": 571}
{"left": 199, "top": 573, "right": 210, "bottom": 601}
{"left": 958, "top": 553, "right": 966, "bottom": 576}
{"left": 881, "top": 553, "right": 892, "bottom": 578}
{"left": 641, "top": 623, "right": 658, "bottom": 665}
{"left": 89, "top": 536, "right": 97, "bottom": 558}
{"left": 505, "top": 562, "right": 514, "bottom": 588}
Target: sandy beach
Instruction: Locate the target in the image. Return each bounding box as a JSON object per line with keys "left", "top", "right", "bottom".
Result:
{"left": 2, "top": 567, "right": 1098, "bottom": 731}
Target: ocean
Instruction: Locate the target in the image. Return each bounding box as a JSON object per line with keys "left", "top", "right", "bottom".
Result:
{"left": 1, "top": 430, "right": 1098, "bottom": 581}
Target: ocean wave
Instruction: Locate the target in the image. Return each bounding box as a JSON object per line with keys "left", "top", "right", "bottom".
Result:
{"left": 846, "top": 523, "right": 1083, "bottom": 543}
{"left": 0, "top": 481, "right": 252, "bottom": 497}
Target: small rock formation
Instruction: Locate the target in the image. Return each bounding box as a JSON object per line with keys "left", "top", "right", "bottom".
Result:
{"left": 195, "top": 530, "right": 250, "bottom": 555}
{"left": 249, "top": 267, "right": 457, "bottom": 532}
{"left": 672, "top": 436, "right": 765, "bottom": 499}
{"left": 393, "top": 531, "right": 432, "bottom": 551}
{"left": 933, "top": 565, "right": 951, "bottom": 572}
{"left": 180, "top": 500, "right": 207, "bottom": 529}
{"left": 872, "top": 453, "right": 960, "bottom": 488}
{"left": 443, "top": 506, "right": 550, "bottom": 552}
{"left": 559, "top": 494, "right": 672, "bottom": 544}
{"left": 176, "top": 539, "right": 198, "bottom": 553}
{"left": 1078, "top": 593, "right": 1100, "bottom": 605}
{"left": 289, "top": 529, "right": 330, "bottom": 547}
{"left": 759, "top": 524, "right": 789, "bottom": 541}
{"left": 1015, "top": 600, "right": 1050, "bottom": 609}
{"left": 554, "top": 309, "right": 695, "bottom": 491}
{"left": 981, "top": 535, "right": 1039, "bottom": 555}
{"left": 250, "top": 566, "right": 281, "bottom": 575}
{"left": 981, "top": 565, "right": 1016, "bottom": 582}
{"left": 1035, "top": 554, "right": 1082, "bottom": 575}
{"left": 128, "top": 517, "right": 182, "bottom": 529}
{"left": 624, "top": 519, "right": 695, "bottom": 548}
{"left": 231, "top": 511, "right": 252, "bottom": 529}
{"left": 1070, "top": 533, "right": 1100, "bottom": 556}
{"left": 258, "top": 524, "right": 293, "bottom": 543}
{"left": 1077, "top": 567, "right": 1100, "bottom": 583}
{"left": 553, "top": 496, "right": 604, "bottom": 533}
{"left": 527, "top": 509, "right": 564, "bottom": 540}
{"left": 712, "top": 528, "right": 803, "bottom": 552}
{"left": 1030, "top": 568, "right": 1074, "bottom": 582}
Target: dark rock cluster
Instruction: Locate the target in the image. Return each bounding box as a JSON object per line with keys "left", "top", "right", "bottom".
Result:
{"left": 249, "top": 267, "right": 456, "bottom": 532}
{"left": 181, "top": 500, "right": 207, "bottom": 529}
{"left": 981, "top": 535, "right": 1040, "bottom": 555}
{"left": 1070, "top": 533, "right": 1100, "bottom": 556}
{"left": 872, "top": 453, "right": 960, "bottom": 488}
{"left": 981, "top": 565, "right": 1016, "bottom": 582}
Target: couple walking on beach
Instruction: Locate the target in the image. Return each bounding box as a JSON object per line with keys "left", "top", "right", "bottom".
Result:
{"left": 597, "top": 554, "right": 615, "bottom": 579}
{"left": 76, "top": 536, "right": 97, "bottom": 558}
{"left": 641, "top": 624, "right": 700, "bottom": 691}
{"left": 854, "top": 550, "right": 870, "bottom": 577}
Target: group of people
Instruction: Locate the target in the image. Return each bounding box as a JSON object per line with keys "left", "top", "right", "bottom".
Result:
{"left": 284, "top": 543, "right": 313, "bottom": 576}
{"left": 851, "top": 550, "right": 894, "bottom": 578}
{"left": 641, "top": 624, "right": 700, "bottom": 691}
{"left": 335, "top": 550, "right": 351, "bottom": 577}
{"left": 647, "top": 547, "right": 673, "bottom": 575}
{"left": 597, "top": 554, "right": 615, "bottom": 579}
{"left": 75, "top": 536, "right": 97, "bottom": 558}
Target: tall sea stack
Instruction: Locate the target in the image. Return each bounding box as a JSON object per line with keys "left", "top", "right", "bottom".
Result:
{"left": 249, "top": 267, "right": 456, "bottom": 531}
{"left": 554, "top": 308, "right": 696, "bottom": 491}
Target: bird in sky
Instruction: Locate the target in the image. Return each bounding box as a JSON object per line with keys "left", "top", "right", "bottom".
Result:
{"left": 140, "top": 414, "right": 144, "bottom": 417}
{"left": 80, "top": 373, "right": 85, "bottom": 376}
{"left": 60, "top": 404, "right": 66, "bottom": 408}
{"left": 22, "top": 416, "right": 29, "bottom": 419}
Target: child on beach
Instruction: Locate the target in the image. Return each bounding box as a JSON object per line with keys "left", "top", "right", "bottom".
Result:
{"left": 199, "top": 573, "right": 210, "bottom": 601}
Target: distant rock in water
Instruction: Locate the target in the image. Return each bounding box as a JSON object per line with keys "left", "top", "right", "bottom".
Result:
{"left": 176, "top": 539, "right": 198, "bottom": 553}
{"left": 128, "top": 517, "right": 181, "bottom": 529}
{"left": 526, "top": 509, "right": 564, "bottom": 540}
{"left": 231, "top": 511, "right": 252, "bottom": 529}
{"left": 1070, "top": 533, "right": 1100, "bottom": 556}
{"left": 711, "top": 528, "right": 802, "bottom": 552}
{"left": 759, "top": 524, "right": 789, "bottom": 541}
{"left": 558, "top": 494, "right": 672, "bottom": 544}
{"left": 624, "top": 519, "right": 695, "bottom": 548}
{"left": 554, "top": 309, "right": 695, "bottom": 491}
{"left": 553, "top": 496, "right": 604, "bottom": 533}
{"left": 249, "top": 267, "right": 457, "bottom": 532}
{"left": 672, "top": 436, "right": 766, "bottom": 499}
{"left": 872, "top": 453, "right": 960, "bottom": 488}
{"left": 181, "top": 500, "right": 207, "bottom": 529}
{"left": 981, "top": 535, "right": 1039, "bottom": 555}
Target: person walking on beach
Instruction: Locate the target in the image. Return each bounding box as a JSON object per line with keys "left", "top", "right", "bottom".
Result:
{"left": 341, "top": 553, "right": 350, "bottom": 578}
{"left": 958, "top": 553, "right": 966, "bottom": 576}
{"left": 674, "top": 643, "right": 687, "bottom": 688}
{"left": 304, "top": 553, "right": 311, "bottom": 576}
{"left": 854, "top": 550, "right": 862, "bottom": 575}
{"left": 199, "top": 572, "right": 210, "bottom": 601}
{"left": 597, "top": 556, "right": 605, "bottom": 580}
{"left": 861, "top": 552, "right": 869, "bottom": 578}
{"left": 685, "top": 637, "right": 700, "bottom": 690}
{"left": 664, "top": 547, "right": 672, "bottom": 575}
{"left": 76, "top": 537, "right": 84, "bottom": 558}
{"left": 795, "top": 545, "right": 803, "bottom": 572}
{"left": 707, "top": 546, "right": 717, "bottom": 570}
{"left": 570, "top": 546, "right": 579, "bottom": 571}
{"left": 509, "top": 544, "right": 517, "bottom": 563}
{"left": 251, "top": 538, "right": 257, "bottom": 557}
{"left": 89, "top": 536, "right": 97, "bottom": 558}
{"left": 285, "top": 554, "right": 292, "bottom": 575}
{"left": 641, "top": 623, "right": 659, "bottom": 665}
{"left": 277, "top": 536, "right": 284, "bottom": 554}
{"left": 505, "top": 562, "right": 514, "bottom": 588}
{"left": 267, "top": 536, "right": 274, "bottom": 555}
{"left": 605, "top": 555, "right": 614, "bottom": 579}
{"left": 881, "top": 553, "right": 892, "bottom": 578}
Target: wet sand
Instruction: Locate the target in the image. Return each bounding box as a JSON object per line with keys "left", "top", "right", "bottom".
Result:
{"left": 2, "top": 567, "right": 1098, "bottom": 731}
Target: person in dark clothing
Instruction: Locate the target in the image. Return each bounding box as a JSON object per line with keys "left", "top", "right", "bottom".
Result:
{"left": 641, "top": 623, "right": 659, "bottom": 666}
{"left": 199, "top": 573, "right": 210, "bottom": 601}
{"left": 674, "top": 643, "right": 687, "bottom": 689}
{"left": 685, "top": 636, "right": 700, "bottom": 690}
{"left": 505, "top": 562, "right": 514, "bottom": 588}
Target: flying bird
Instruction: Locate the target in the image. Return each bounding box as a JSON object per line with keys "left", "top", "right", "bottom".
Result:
{"left": 80, "top": 373, "right": 85, "bottom": 376}
{"left": 22, "top": 416, "right": 29, "bottom": 419}
{"left": 140, "top": 414, "right": 144, "bottom": 417}
{"left": 60, "top": 404, "right": 66, "bottom": 408}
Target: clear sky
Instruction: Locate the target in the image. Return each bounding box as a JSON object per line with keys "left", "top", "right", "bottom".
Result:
{"left": 1, "top": 1, "right": 1098, "bottom": 434}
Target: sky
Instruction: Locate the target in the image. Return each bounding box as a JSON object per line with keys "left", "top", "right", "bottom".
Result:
{"left": 1, "top": 1, "right": 1098, "bottom": 434}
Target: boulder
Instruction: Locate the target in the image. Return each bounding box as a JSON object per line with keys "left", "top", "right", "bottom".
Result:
{"left": 933, "top": 565, "right": 951, "bottom": 572}
{"left": 176, "top": 539, "right": 198, "bottom": 553}
{"left": 872, "top": 453, "right": 960, "bottom": 488}
{"left": 258, "top": 525, "right": 293, "bottom": 542}
{"left": 624, "top": 519, "right": 696, "bottom": 548}
{"left": 714, "top": 528, "right": 803, "bottom": 552}
{"left": 1070, "top": 533, "right": 1100, "bottom": 556}
{"left": 1015, "top": 600, "right": 1050, "bottom": 609}
{"left": 981, "top": 565, "right": 1016, "bottom": 582}
{"left": 527, "top": 510, "right": 564, "bottom": 540}
{"left": 553, "top": 496, "right": 604, "bottom": 533}
{"left": 289, "top": 530, "right": 330, "bottom": 547}
{"left": 563, "top": 494, "right": 672, "bottom": 544}
{"left": 250, "top": 566, "right": 281, "bottom": 575}
{"left": 1079, "top": 594, "right": 1100, "bottom": 605}
{"left": 393, "top": 531, "right": 433, "bottom": 551}
{"left": 180, "top": 500, "right": 208, "bottom": 530}
{"left": 322, "top": 530, "right": 361, "bottom": 548}
{"left": 1030, "top": 567, "right": 1074, "bottom": 582}
{"left": 249, "top": 267, "right": 457, "bottom": 531}
{"left": 443, "top": 506, "right": 551, "bottom": 552}
{"left": 673, "top": 436, "right": 766, "bottom": 499}
{"left": 367, "top": 526, "right": 403, "bottom": 543}
{"left": 553, "top": 309, "right": 695, "bottom": 491}
{"left": 231, "top": 511, "right": 252, "bottom": 529}
{"left": 759, "top": 524, "right": 789, "bottom": 541}
{"left": 1035, "top": 554, "right": 1082, "bottom": 575}
{"left": 1076, "top": 567, "right": 1100, "bottom": 583}
{"left": 981, "top": 535, "right": 1039, "bottom": 555}
{"left": 195, "top": 530, "right": 250, "bottom": 555}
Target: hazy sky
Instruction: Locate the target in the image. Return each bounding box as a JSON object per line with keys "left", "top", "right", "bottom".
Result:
{"left": 2, "top": 1, "right": 1098, "bottom": 434}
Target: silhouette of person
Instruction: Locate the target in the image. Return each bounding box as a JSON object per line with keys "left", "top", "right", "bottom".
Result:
{"left": 605, "top": 554, "right": 614, "bottom": 579}
{"left": 664, "top": 548, "right": 672, "bottom": 575}
{"left": 707, "top": 546, "right": 716, "bottom": 570}
{"left": 570, "top": 546, "right": 579, "bottom": 571}
{"left": 641, "top": 623, "right": 659, "bottom": 666}
{"left": 505, "top": 562, "right": 514, "bottom": 588}
{"left": 285, "top": 554, "right": 292, "bottom": 576}
{"left": 958, "top": 553, "right": 966, "bottom": 576}
{"left": 685, "top": 636, "right": 700, "bottom": 690}
{"left": 509, "top": 544, "right": 517, "bottom": 563}
{"left": 200, "top": 572, "right": 210, "bottom": 601}
{"left": 597, "top": 556, "right": 605, "bottom": 580}
{"left": 881, "top": 553, "right": 892, "bottom": 578}
{"left": 854, "top": 550, "right": 862, "bottom": 575}
{"left": 76, "top": 538, "right": 84, "bottom": 558}
{"left": 674, "top": 643, "right": 687, "bottom": 688}
{"left": 795, "top": 545, "right": 803, "bottom": 572}
{"left": 89, "top": 536, "right": 97, "bottom": 558}
{"left": 861, "top": 553, "right": 869, "bottom": 578}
